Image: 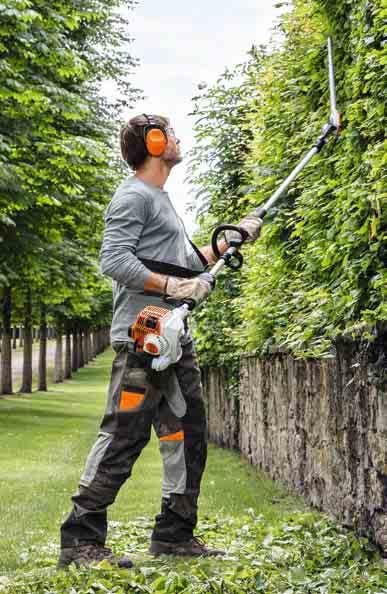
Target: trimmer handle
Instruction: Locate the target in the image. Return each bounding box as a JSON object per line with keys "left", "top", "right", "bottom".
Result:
{"left": 180, "top": 298, "right": 196, "bottom": 311}
{"left": 211, "top": 224, "right": 248, "bottom": 270}
{"left": 163, "top": 296, "right": 196, "bottom": 310}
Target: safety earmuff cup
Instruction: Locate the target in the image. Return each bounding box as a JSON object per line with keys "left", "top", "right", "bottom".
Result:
{"left": 143, "top": 115, "right": 168, "bottom": 157}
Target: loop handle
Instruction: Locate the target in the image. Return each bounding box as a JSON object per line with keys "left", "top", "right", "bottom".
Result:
{"left": 210, "top": 224, "right": 247, "bottom": 271}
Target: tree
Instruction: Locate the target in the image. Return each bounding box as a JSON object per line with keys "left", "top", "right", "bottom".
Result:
{"left": 0, "top": 0, "right": 140, "bottom": 393}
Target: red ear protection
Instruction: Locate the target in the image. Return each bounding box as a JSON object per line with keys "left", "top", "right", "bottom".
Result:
{"left": 143, "top": 115, "right": 168, "bottom": 157}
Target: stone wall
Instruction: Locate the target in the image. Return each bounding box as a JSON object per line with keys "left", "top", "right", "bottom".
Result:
{"left": 202, "top": 366, "right": 239, "bottom": 449}
{"left": 201, "top": 334, "right": 387, "bottom": 554}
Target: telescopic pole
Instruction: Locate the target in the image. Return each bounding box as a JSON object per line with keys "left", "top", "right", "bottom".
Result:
{"left": 327, "top": 37, "right": 341, "bottom": 130}
{"left": 209, "top": 36, "right": 341, "bottom": 279}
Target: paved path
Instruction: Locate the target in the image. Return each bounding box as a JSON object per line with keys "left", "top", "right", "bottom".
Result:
{"left": 1, "top": 340, "right": 57, "bottom": 385}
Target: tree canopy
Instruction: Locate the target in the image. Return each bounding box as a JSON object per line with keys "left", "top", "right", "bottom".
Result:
{"left": 0, "top": 0, "right": 139, "bottom": 334}
{"left": 0, "top": 0, "right": 140, "bottom": 392}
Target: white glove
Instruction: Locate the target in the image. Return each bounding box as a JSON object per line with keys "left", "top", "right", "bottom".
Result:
{"left": 225, "top": 211, "right": 263, "bottom": 245}
{"left": 165, "top": 273, "right": 214, "bottom": 304}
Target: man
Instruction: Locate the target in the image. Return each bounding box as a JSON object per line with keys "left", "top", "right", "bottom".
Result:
{"left": 58, "top": 114, "right": 262, "bottom": 569}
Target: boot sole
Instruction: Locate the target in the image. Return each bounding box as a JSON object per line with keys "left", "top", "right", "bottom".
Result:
{"left": 149, "top": 543, "right": 224, "bottom": 557}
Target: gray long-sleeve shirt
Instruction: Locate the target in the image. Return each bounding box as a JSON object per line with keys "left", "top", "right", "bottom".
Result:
{"left": 100, "top": 175, "right": 204, "bottom": 343}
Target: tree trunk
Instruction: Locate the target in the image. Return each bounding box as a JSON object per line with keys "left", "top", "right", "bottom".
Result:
{"left": 0, "top": 287, "right": 13, "bottom": 395}
{"left": 12, "top": 327, "right": 17, "bottom": 349}
{"left": 95, "top": 329, "right": 99, "bottom": 357}
{"left": 83, "top": 329, "right": 89, "bottom": 365}
{"left": 72, "top": 326, "right": 78, "bottom": 373}
{"left": 38, "top": 304, "right": 47, "bottom": 391}
{"left": 93, "top": 328, "right": 98, "bottom": 355}
{"left": 104, "top": 327, "right": 109, "bottom": 350}
{"left": 64, "top": 324, "right": 72, "bottom": 379}
{"left": 88, "top": 330, "right": 93, "bottom": 359}
{"left": 20, "top": 289, "right": 33, "bottom": 393}
{"left": 90, "top": 329, "right": 95, "bottom": 358}
{"left": 78, "top": 328, "right": 84, "bottom": 368}
{"left": 54, "top": 322, "right": 63, "bottom": 383}
{"left": 19, "top": 326, "right": 23, "bottom": 348}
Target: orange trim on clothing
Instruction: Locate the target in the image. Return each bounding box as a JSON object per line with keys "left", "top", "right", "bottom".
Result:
{"left": 119, "top": 391, "right": 145, "bottom": 411}
{"left": 159, "top": 430, "right": 184, "bottom": 442}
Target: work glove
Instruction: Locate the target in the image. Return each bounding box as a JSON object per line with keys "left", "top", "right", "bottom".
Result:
{"left": 165, "top": 273, "right": 215, "bottom": 305}
{"left": 225, "top": 210, "right": 263, "bottom": 245}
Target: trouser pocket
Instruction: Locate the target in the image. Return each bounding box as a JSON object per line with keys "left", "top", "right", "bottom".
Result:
{"left": 118, "top": 353, "right": 161, "bottom": 413}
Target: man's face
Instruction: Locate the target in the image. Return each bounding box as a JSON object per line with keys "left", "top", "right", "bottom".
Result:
{"left": 161, "top": 126, "right": 183, "bottom": 166}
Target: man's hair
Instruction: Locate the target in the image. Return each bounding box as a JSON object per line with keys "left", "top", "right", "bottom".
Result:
{"left": 120, "top": 114, "right": 170, "bottom": 170}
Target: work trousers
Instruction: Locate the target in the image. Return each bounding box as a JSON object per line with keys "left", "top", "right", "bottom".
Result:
{"left": 60, "top": 339, "right": 207, "bottom": 548}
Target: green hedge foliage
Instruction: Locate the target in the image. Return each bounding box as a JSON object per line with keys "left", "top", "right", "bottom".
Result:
{"left": 190, "top": 0, "right": 386, "bottom": 361}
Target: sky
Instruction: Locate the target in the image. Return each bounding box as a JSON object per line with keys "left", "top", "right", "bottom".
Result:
{"left": 115, "top": 0, "right": 283, "bottom": 232}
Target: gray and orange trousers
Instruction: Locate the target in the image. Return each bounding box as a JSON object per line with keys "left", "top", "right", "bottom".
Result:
{"left": 60, "top": 339, "right": 207, "bottom": 548}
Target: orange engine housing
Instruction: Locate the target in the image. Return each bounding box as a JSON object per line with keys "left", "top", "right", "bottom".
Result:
{"left": 129, "top": 305, "right": 170, "bottom": 353}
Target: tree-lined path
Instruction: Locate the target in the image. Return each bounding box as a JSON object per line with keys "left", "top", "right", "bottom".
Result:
{"left": 8, "top": 340, "right": 55, "bottom": 385}
{"left": 0, "top": 0, "right": 139, "bottom": 397}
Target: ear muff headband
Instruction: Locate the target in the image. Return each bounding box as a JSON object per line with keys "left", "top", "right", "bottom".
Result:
{"left": 143, "top": 115, "right": 168, "bottom": 157}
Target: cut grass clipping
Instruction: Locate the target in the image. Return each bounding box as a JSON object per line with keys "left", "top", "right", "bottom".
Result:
{"left": 1, "top": 512, "right": 386, "bottom": 594}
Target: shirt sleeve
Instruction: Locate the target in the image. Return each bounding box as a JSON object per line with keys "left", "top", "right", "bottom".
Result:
{"left": 99, "top": 191, "right": 152, "bottom": 290}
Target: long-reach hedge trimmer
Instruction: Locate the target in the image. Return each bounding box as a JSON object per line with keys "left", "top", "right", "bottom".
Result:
{"left": 130, "top": 37, "right": 341, "bottom": 371}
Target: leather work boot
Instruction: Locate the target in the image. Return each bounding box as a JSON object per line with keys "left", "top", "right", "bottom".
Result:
{"left": 57, "top": 543, "right": 133, "bottom": 569}
{"left": 149, "top": 536, "right": 225, "bottom": 557}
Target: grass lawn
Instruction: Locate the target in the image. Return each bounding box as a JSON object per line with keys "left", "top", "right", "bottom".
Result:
{"left": 0, "top": 348, "right": 305, "bottom": 574}
{"left": 0, "top": 349, "right": 385, "bottom": 593}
